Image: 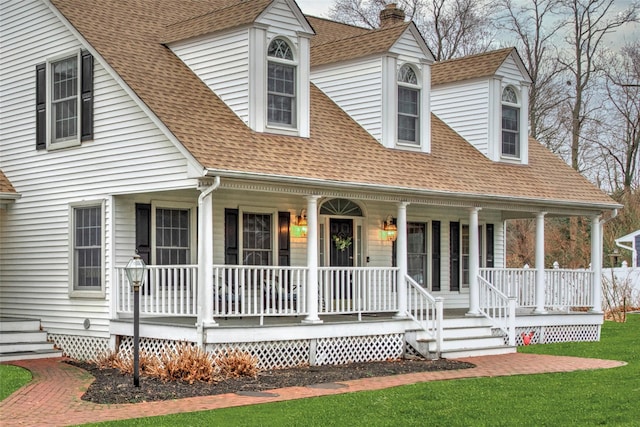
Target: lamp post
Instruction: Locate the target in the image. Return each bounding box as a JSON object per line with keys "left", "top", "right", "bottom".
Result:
{"left": 125, "top": 255, "right": 146, "bottom": 387}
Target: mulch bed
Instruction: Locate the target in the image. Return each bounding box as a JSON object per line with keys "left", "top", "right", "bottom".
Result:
{"left": 68, "top": 358, "right": 475, "bottom": 404}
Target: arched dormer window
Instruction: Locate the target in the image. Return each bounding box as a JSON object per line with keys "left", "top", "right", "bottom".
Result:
{"left": 267, "top": 38, "right": 296, "bottom": 127}
{"left": 397, "top": 64, "right": 420, "bottom": 145}
{"left": 501, "top": 86, "right": 520, "bottom": 158}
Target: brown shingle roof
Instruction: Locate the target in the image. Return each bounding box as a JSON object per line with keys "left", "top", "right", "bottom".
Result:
{"left": 306, "top": 16, "right": 370, "bottom": 47}
{"left": 0, "top": 170, "right": 17, "bottom": 194}
{"left": 431, "top": 47, "right": 514, "bottom": 86}
{"left": 50, "top": 0, "right": 615, "bottom": 209}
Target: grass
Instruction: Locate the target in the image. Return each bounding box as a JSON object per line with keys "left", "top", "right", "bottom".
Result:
{"left": 0, "top": 364, "right": 31, "bottom": 401}
{"left": 78, "top": 314, "right": 638, "bottom": 426}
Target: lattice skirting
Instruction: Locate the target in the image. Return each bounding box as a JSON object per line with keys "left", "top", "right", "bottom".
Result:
{"left": 47, "top": 334, "right": 111, "bottom": 360}
{"left": 115, "top": 334, "right": 403, "bottom": 369}
{"left": 500, "top": 324, "right": 601, "bottom": 346}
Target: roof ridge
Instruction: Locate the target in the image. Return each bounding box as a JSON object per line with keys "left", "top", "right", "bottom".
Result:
{"left": 164, "top": 0, "right": 268, "bottom": 31}
{"left": 305, "top": 15, "right": 371, "bottom": 31}
{"left": 433, "top": 47, "right": 514, "bottom": 65}
{"left": 312, "top": 21, "right": 409, "bottom": 48}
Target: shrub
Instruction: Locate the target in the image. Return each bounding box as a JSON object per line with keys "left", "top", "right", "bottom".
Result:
{"left": 215, "top": 348, "right": 259, "bottom": 379}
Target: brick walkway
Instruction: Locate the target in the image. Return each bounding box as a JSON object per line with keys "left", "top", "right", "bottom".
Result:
{"left": 0, "top": 354, "right": 625, "bottom": 427}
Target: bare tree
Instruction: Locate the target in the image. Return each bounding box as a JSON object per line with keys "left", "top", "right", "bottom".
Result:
{"left": 496, "top": 0, "right": 568, "bottom": 152}
{"left": 328, "top": 0, "right": 494, "bottom": 60}
{"left": 559, "top": 0, "right": 639, "bottom": 171}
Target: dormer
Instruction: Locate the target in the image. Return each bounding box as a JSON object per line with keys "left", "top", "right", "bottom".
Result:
{"left": 162, "top": 0, "right": 315, "bottom": 137}
{"left": 309, "top": 5, "right": 435, "bottom": 153}
{"left": 431, "top": 48, "right": 532, "bottom": 164}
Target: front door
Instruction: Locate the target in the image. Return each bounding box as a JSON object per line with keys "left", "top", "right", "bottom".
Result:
{"left": 329, "top": 218, "right": 354, "bottom": 267}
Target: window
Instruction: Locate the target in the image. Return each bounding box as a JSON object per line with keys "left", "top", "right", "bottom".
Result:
{"left": 71, "top": 204, "right": 103, "bottom": 294}
{"left": 397, "top": 64, "right": 420, "bottom": 144}
{"left": 36, "top": 50, "right": 93, "bottom": 150}
{"left": 243, "top": 213, "right": 273, "bottom": 265}
{"left": 267, "top": 39, "right": 296, "bottom": 127}
{"left": 407, "top": 222, "right": 428, "bottom": 286}
{"left": 461, "top": 225, "right": 484, "bottom": 288}
{"left": 155, "top": 208, "right": 191, "bottom": 265}
{"left": 501, "top": 86, "right": 519, "bottom": 158}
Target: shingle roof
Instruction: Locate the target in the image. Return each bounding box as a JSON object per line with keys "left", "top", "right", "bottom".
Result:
{"left": 0, "top": 170, "right": 17, "bottom": 194}
{"left": 50, "top": 0, "right": 616, "bottom": 209}
{"left": 306, "top": 16, "right": 370, "bottom": 47}
{"left": 431, "top": 47, "right": 514, "bottom": 86}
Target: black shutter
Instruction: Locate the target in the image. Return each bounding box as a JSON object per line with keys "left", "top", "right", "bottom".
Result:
{"left": 431, "top": 221, "right": 441, "bottom": 291}
{"left": 450, "top": 221, "right": 460, "bottom": 291}
{"left": 225, "top": 209, "right": 239, "bottom": 265}
{"left": 135, "top": 204, "right": 152, "bottom": 265}
{"left": 80, "top": 50, "right": 94, "bottom": 141}
{"left": 278, "top": 212, "right": 290, "bottom": 266}
{"left": 486, "top": 223, "right": 494, "bottom": 268}
{"left": 35, "top": 63, "right": 46, "bottom": 150}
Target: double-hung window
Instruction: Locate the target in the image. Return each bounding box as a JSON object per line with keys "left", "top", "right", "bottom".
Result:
{"left": 36, "top": 50, "right": 93, "bottom": 150}
{"left": 267, "top": 39, "right": 296, "bottom": 127}
{"left": 71, "top": 203, "right": 104, "bottom": 296}
{"left": 243, "top": 213, "right": 273, "bottom": 266}
{"left": 501, "top": 86, "right": 520, "bottom": 158}
{"left": 155, "top": 208, "right": 191, "bottom": 265}
{"left": 397, "top": 64, "right": 420, "bottom": 145}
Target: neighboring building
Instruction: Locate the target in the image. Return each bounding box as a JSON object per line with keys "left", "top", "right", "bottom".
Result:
{"left": 615, "top": 230, "right": 640, "bottom": 268}
{"left": 0, "top": 0, "right": 620, "bottom": 364}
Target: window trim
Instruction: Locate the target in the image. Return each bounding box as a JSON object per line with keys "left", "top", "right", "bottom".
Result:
{"left": 501, "top": 86, "right": 520, "bottom": 159}
{"left": 47, "top": 51, "right": 81, "bottom": 150}
{"left": 266, "top": 37, "right": 298, "bottom": 130}
{"left": 397, "top": 63, "right": 421, "bottom": 146}
{"left": 150, "top": 201, "right": 197, "bottom": 265}
{"left": 460, "top": 223, "right": 487, "bottom": 290}
{"left": 68, "top": 200, "right": 105, "bottom": 298}
{"left": 239, "top": 206, "right": 279, "bottom": 266}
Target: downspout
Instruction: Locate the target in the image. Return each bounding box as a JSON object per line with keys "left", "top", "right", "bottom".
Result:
{"left": 197, "top": 175, "right": 221, "bottom": 347}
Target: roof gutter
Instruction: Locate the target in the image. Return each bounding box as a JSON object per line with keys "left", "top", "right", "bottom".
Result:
{"left": 203, "top": 168, "right": 622, "bottom": 212}
{"left": 198, "top": 175, "right": 221, "bottom": 206}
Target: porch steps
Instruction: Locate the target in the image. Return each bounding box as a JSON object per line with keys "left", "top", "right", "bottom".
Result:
{"left": 0, "top": 318, "right": 63, "bottom": 362}
{"left": 408, "top": 316, "right": 516, "bottom": 359}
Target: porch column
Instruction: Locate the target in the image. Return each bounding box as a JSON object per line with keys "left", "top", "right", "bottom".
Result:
{"left": 467, "top": 207, "right": 481, "bottom": 316}
{"left": 303, "top": 195, "right": 322, "bottom": 324}
{"left": 394, "top": 202, "right": 409, "bottom": 318}
{"left": 197, "top": 181, "right": 219, "bottom": 330}
{"left": 590, "top": 214, "right": 603, "bottom": 313}
{"left": 534, "top": 211, "right": 547, "bottom": 314}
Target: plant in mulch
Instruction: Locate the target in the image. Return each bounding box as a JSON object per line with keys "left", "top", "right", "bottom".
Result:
{"left": 214, "top": 348, "right": 260, "bottom": 378}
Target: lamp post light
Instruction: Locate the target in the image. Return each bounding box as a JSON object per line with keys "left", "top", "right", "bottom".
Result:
{"left": 125, "top": 255, "right": 146, "bottom": 387}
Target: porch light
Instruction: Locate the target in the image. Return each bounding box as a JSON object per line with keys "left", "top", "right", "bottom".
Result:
{"left": 383, "top": 215, "right": 397, "bottom": 242}
{"left": 124, "top": 254, "right": 146, "bottom": 388}
{"left": 291, "top": 209, "right": 308, "bottom": 238}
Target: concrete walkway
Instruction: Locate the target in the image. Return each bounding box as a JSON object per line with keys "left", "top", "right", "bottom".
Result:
{"left": 0, "top": 354, "right": 625, "bottom": 427}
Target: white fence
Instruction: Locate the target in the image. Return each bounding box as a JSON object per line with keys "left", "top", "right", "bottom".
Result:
{"left": 601, "top": 264, "right": 640, "bottom": 310}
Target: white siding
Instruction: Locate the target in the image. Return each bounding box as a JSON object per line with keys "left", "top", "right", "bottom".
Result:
{"left": 259, "top": 0, "right": 307, "bottom": 45}
{"left": 312, "top": 57, "right": 384, "bottom": 142}
{"left": 390, "top": 30, "right": 424, "bottom": 61}
{"left": 170, "top": 28, "right": 251, "bottom": 124}
{"left": 497, "top": 55, "right": 525, "bottom": 86}
{"left": 431, "top": 80, "right": 490, "bottom": 156}
{"left": 0, "top": 0, "right": 194, "bottom": 336}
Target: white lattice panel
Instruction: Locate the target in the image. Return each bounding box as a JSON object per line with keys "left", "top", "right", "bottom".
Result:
{"left": 514, "top": 327, "right": 541, "bottom": 346}
{"left": 48, "top": 334, "right": 110, "bottom": 360}
{"left": 315, "top": 334, "right": 403, "bottom": 365}
{"left": 208, "top": 340, "right": 310, "bottom": 369}
{"left": 542, "top": 324, "right": 600, "bottom": 343}
{"left": 118, "top": 336, "right": 193, "bottom": 359}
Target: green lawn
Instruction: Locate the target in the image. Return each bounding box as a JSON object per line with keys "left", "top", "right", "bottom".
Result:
{"left": 77, "top": 314, "right": 639, "bottom": 426}
{"left": 0, "top": 364, "right": 31, "bottom": 401}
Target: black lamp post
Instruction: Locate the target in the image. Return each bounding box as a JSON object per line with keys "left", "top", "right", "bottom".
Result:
{"left": 125, "top": 255, "right": 146, "bottom": 387}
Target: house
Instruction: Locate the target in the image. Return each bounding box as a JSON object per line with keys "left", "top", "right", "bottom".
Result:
{"left": 0, "top": 0, "right": 621, "bottom": 365}
{"left": 615, "top": 229, "right": 640, "bottom": 268}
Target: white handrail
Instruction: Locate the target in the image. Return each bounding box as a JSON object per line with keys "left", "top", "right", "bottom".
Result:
{"left": 405, "top": 275, "right": 443, "bottom": 357}
{"left": 478, "top": 275, "right": 516, "bottom": 346}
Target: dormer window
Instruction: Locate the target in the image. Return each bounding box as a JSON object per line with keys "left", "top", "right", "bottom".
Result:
{"left": 501, "top": 86, "right": 520, "bottom": 158}
{"left": 397, "top": 64, "right": 420, "bottom": 145}
{"left": 267, "top": 38, "right": 296, "bottom": 127}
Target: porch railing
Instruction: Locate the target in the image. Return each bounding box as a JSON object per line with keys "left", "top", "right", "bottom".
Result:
{"left": 116, "top": 265, "right": 198, "bottom": 316}
{"left": 478, "top": 275, "right": 516, "bottom": 346}
{"left": 480, "top": 267, "right": 593, "bottom": 310}
{"left": 318, "top": 267, "right": 398, "bottom": 318}
{"left": 406, "top": 274, "right": 443, "bottom": 356}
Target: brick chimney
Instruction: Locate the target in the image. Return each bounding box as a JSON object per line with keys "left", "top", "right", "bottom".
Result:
{"left": 379, "top": 3, "right": 405, "bottom": 27}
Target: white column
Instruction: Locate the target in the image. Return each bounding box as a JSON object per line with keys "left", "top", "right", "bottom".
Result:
{"left": 534, "top": 211, "right": 547, "bottom": 314}
{"left": 394, "top": 202, "right": 409, "bottom": 318}
{"left": 303, "top": 195, "right": 322, "bottom": 324}
{"left": 467, "top": 207, "right": 481, "bottom": 316}
{"left": 197, "top": 189, "right": 216, "bottom": 328}
{"left": 590, "top": 215, "right": 603, "bottom": 313}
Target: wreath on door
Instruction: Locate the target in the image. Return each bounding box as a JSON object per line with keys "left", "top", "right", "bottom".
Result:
{"left": 332, "top": 233, "right": 353, "bottom": 251}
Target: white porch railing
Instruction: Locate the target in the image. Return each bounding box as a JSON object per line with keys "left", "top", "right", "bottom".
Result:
{"left": 116, "top": 265, "right": 198, "bottom": 316}
{"left": 478, "top": 275, "right": 516, "bottom": 346}
{"left": 318, "top": 267, "right": 398, "bottom": 318}
{"left": 213, "top": 265, "right": 307, "bottom": 323}
{"left": 480, "top": 267, "right": 593, "bottom": 310}
{"left": 406, "top": 275, "right": 443, "bottom": 356}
